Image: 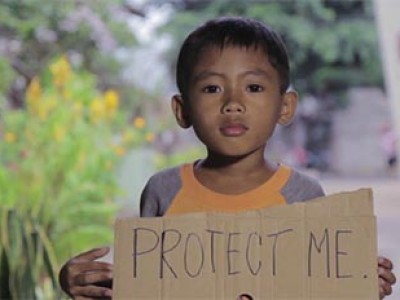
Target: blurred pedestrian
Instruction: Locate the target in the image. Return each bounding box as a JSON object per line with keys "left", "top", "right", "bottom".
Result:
{"left": 380, "top": 123, "right": 397, "bottom": 175}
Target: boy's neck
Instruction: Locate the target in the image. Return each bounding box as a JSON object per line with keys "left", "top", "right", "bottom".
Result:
{"left": 193, "top": 150, "right": 278, "bottom": 195}
{"left": 198, "top": 152, "right": 270, "bottom": 173}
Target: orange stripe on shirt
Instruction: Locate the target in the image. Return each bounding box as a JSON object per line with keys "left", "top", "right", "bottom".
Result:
{"left": 165, "top": 163, "right": 291, "bottom": 216}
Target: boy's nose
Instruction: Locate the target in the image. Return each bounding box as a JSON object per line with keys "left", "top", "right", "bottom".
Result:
{"left": 221, "top": 101, "right": 245, "bottom": 114}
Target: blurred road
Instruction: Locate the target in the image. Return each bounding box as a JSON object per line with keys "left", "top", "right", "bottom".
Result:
{"left": 321, "top": 176, "right": 400, "bottom": 299}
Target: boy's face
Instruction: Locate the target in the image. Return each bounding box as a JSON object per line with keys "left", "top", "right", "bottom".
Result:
{"left": 172, "top": 45, "right": 297, "bottom": 158}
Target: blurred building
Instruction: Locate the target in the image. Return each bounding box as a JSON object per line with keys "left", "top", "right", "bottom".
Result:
{"left": 374, "top": 0, "right": 400, "bottom": 177}
{"left": 331, "top": 87, "right": 392, "bottom": 177}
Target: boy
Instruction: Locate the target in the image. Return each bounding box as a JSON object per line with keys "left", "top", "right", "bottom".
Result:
{"left": 59, "top": 16, "right": 396, "bottom": 299}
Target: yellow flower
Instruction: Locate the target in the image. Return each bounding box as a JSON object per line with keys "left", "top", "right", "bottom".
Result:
{"left": 90, "top": 98, "right": 106, "bottom": 122}
{"left": 37, "top": 105, "right": 49, "bottom": 121}
{"left": 113, "top": 145, "right": 126, "bottom": 157}
{"left": 50, "top": 56, "right": 72, "bottom": 87}
{"left": 72, "top": 102, "right": 84, "bottom": 118}
{"left": 145, "top": 132, "right": 155, "bottom": 143}
{"left": 27, "top": 77, "right": 41, "bottom": 101}
{"left": 104, "top": 90, "right": 119, "bottom": 111}
{"left": 26, "top": 77, "right": 42, "bottom": 113}
{"left": 62, "top": 88, "right": 72, "bottom": 100}
{"left": 5, "top": 132, "right": 16, "bottom": 143}
{"left": 133, "top": 117, "right": 146, "bottom": 129}
{"left": 53, "top": 126, "right": 66, "bottom": 142}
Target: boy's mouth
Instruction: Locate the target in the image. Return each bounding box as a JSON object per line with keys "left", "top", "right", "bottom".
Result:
{"left": 220, "top": 123, "right": 248, "bottom": 137}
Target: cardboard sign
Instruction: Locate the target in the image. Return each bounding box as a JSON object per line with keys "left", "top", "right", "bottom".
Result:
{"left": 113, "top": 189, "right": 378, "bottom": 299}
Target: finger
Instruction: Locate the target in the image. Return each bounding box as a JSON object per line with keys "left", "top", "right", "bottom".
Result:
{"left": 379, "top": 277, "right": 393, "bottom": 297}
{"left": 74, "top": 270, "right": 113, "bottom": 287}
{"left": 379, "top": 285, "right": 384, "bottom": 300}
{"left": 378, "top": 256, "right": 393, "bottom": 270}
{"left": 73, "top": 247, "right": 111, "bottom": 262}
{"left": 378, "top": 267, "right": 397, "bottom": 285}
{"left": 66, "top": 262, "right": 112, "bottom": 289}
{"left": 69, "top": 261, "right": 113, "bottom": 275}
{"left": 70, "top": 285, "right": 112, "bottom": 298}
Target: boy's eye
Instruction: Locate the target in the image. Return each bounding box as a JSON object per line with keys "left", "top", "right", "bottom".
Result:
{"left": 246, "top": 84, "right": 264, "bottom": 93}
{"left": 202, "top": 85, "right": 221, "bottom": 93}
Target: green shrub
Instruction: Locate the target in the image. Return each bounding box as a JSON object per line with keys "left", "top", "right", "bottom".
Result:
{"left": 0, "top": 56, "right": 152, "bottom": 298}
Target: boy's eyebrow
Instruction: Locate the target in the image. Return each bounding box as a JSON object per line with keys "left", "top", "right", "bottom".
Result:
{"left": 192, "top": 68, "right": 273, "bottom": 83}
{"left": 240, "top": 68, "right": 272, "bottom": 79}
{"left": 192, "top": 71, "right": 225, "bottom": 83}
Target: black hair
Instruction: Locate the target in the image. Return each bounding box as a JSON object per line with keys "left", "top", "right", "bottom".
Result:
{"left": 176, "top": 16, "right": 290, "bottom": 99}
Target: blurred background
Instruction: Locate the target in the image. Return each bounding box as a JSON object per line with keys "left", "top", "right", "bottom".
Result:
{"left": 0, "top": 0, "right": 398, "bottom": 298}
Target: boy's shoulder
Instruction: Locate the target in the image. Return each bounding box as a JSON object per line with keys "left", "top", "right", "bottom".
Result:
{"left": 147, "top": 165, "right": 181, "bottom": 187}
{"left": 282, "top": 167, "right": 325, "bottom": 204}
{"left": 140, "top": 165, "right": 183, "bottom": 217}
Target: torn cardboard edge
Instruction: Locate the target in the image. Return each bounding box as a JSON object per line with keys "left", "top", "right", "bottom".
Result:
{"left": 113, "top": 188, "right": 378, "bottom": 299}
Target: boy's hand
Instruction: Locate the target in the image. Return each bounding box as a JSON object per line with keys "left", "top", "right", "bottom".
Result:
{"left": 378, "top": 256, "right": 396, "bottom": 299}
{"left": 59, "top": 246, "right": 113, "bottom": 299}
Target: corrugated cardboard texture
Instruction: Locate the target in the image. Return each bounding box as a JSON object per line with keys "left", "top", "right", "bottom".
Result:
{"left": 113, "top": 188, "right": 377, "bottom": 299}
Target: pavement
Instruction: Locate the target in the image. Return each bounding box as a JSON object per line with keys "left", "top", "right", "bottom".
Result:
{"left": 320, "top": 176, "right": 400, "bottom": 299}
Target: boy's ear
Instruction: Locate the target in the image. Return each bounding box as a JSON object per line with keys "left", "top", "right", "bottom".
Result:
{"left": 278, "top": 90, "right": 298, "bottom": 126}
{"left": 171, "top": 94, "right": 191, "bottom": 128}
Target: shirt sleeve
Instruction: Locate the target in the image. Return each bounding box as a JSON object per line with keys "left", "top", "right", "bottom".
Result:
{"left": 281, "top": 169, "right": 325, "bottom": 204}
{"left": 139, "top": 179, "right": 159, "bottom": 217}
{"left": 139, "top": 166, "right": 182, "bottom": 217}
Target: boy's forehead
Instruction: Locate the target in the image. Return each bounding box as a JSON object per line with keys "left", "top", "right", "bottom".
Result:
{"left": 192, "top": 44, "right": 270, "bottom": 71}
